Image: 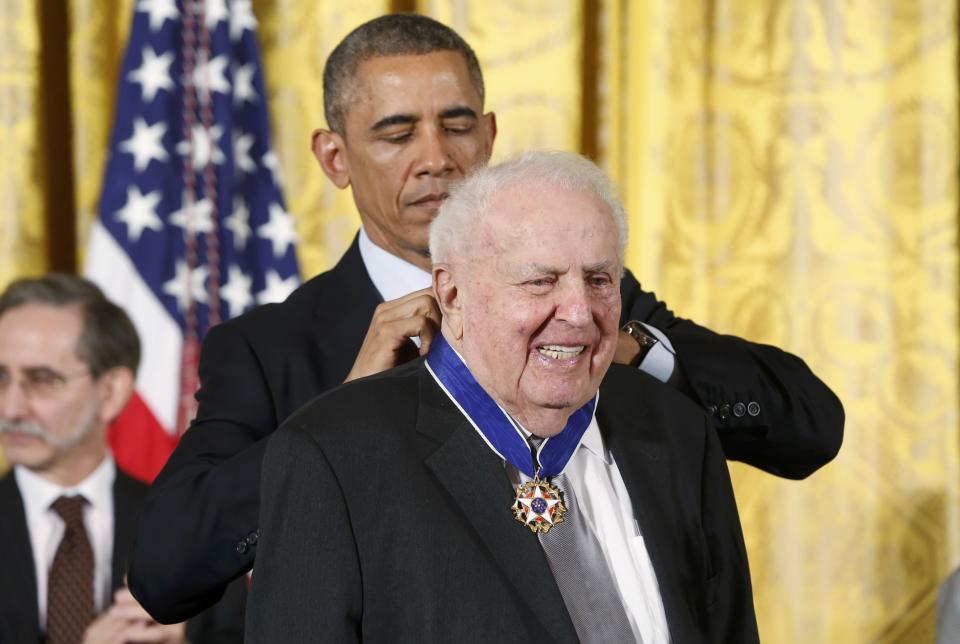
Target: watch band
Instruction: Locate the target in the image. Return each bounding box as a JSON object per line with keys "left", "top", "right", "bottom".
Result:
{"left": 621, "top": 321, "right": 659, "bottom": 367}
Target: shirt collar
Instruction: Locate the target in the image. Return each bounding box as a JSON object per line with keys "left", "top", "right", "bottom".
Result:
{"left": 358, "top": 227, "right": 432, "bottom": 303}
{"left": 512, "top": 406, "right": 609, "bottom": 466}
{"left": 579, "top": 417, "right": 610, "bottom": 463}
{"left": 15, "top": 455, "right": 116, "bottom": 525}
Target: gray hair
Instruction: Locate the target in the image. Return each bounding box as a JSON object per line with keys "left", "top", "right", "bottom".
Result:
{"left": 323, "top": 13, "right": 485, "bottom": 136}
{"left": 0, "top": 274, "right": 140, "bottom": 378}
{"left": 430, "top": 149, "right": 628, "bottom": 265}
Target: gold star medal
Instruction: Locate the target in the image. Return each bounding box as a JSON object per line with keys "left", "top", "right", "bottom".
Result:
{"left": 512, "top": 471, "right": 567, "bottom": 534}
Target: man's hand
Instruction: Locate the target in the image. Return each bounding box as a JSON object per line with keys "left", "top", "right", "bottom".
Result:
{"left": 83, "top": 588, "right": 187, "bottom": 644}
{"left": 345, "top": 287, "right": 441, "bottom": 382}
{"left": 613, "top": 330, "right": 642, "bottom": 366}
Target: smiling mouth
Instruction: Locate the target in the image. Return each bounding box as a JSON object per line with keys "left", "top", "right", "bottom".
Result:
{"left": 537, "top": 345, "right": 586, "bottom": 360}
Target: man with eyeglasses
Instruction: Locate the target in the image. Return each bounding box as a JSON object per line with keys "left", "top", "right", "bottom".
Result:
{"left": 0, "top": 274, "right": 245, "bottom": 644}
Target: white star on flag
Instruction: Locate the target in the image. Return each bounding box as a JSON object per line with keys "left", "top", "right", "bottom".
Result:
{"left": 233, "top": 131, "right": 256, "bottom": 174}
{"left": 115, "top": 186, "right": 163, "bottom": 242}
{"left": 193, "top": 54, "right": 231, "bottom": 96}
{"left": 162, "top": 260, "right": 209, "bottom": 312}
{"left": 233, "top": 63, "right": 258, "bottom": 106}
{"left": 256, "top": 270, "right": 299, "bottom": 304}
{"left": 204, "top": 0, "right": 229, "bottom": 30}
{"left": 230, "top": 0, "right": 258, "bottom": 42}
{"left": 127, "top": 47, "right": 174, "bottom": 102}
{"left": 262, "top": 150, "right": 282, "bottom": 187}
{"left": 177, "top": 124, "right": 225, "bottom": 167}
{"left": 169, "top": 197, "right": 214, "bottom": 235}
{"left": 225, "top": 197, "right": 252, "bottom": 251}
{"left": 220, "top": 265, "right": 254, "bottom": 316}
{"left": 119, "top": 117, "right": 168, "bottom": 171}
{"left": 136, "top": 0, "right": 178, "bottom": 32}
{"left": 257, "top": 203, "right": 298, "bottom": 258}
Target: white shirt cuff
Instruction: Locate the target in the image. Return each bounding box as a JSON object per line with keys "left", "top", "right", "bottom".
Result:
{"left": 635, "top": 322, "right": 676, "bottom": 383}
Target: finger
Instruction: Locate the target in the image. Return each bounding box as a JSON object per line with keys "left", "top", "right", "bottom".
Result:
{"left": 418, "top": 317, "right": 440, "bottom": 356}
{"left": 108, "top": 602, "right": 153, "bottom": 621}
{"left": 118, "top": 624, "right": 171, "bottom": 643}
{"left": 372, "top": 290, "right": 438, "bottom": 322}
{"left": 113, "top": 587, "right": 137, "bottom": 605}
{"left": 377, "top": 315, "right": 439, "bottom": 350}
{"left": 123, "top": 622, "right": 187, "bottom": 644}
{"left": 82, "top": 614, "right": 129, "bottom": 644}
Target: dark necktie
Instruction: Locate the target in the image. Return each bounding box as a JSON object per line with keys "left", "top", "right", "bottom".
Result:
{"left": 47, "top": 495, "right": 95, "bottom": 644}
{"left": 534, "top": 462, "right": 638, "bottom": 642}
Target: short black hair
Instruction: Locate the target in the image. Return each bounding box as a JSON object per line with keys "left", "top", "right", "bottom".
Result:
{"left": 323, "top": 13, "right": 485, "bottom": 135}
{"left": 0, "top": 274, "right": 140, "bottom": 378}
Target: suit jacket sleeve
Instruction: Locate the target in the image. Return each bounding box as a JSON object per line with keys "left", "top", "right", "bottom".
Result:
{"left": 620, "top": 269, "right": 844, "bottom": 479}
{"left": 245, "top": 424, "right": 362, "bottom": 644}
{"left": 129, "top": 320, "right": 274, "bottom": 624}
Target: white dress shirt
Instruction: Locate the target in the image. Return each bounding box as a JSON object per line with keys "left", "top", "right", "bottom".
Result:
{"left": 507, "top": 418, "right": 671, "bottom": 644}
{"left": 15, "top": 456, "right": 116, "bottom": 627}
{"left": 358, "top": 227, "right": 432, "bottom": 303}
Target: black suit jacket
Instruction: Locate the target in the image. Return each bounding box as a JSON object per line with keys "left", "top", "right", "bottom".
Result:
{"left": 0, "top": 467, "right": 245, "bottom": 643}
{"left": 246, "top": 360, "right": 759, "bottom": 643}
{"left": 131, "top": 234, "right": 842, "bottom": 622}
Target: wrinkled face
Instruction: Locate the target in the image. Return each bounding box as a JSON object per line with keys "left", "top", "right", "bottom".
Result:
{"left": 337, "top": 51, "right": 495, "bottom": 267}
{"left": 456, "top": 182, "right": 622, "bottom": 432}
{"left": 0, "top": 304, "right": 102, "bottom": 472}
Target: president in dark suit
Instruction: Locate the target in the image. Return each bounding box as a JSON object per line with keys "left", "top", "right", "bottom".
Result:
{"left": 131, "top": 14, "right": 842, "bottom": 624}
{"left": 246, "top": 150, "right": 759, "bottom": 642}
{"left": 0, "top": 275, "right": 244, "bottom": 644}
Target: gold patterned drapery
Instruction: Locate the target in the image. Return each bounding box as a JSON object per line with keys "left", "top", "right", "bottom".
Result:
{"left": 599, "top": 2, "right": 959, "bottom": 641}
{"left": 0, "top": 1, "right": 957, "bottom": 640}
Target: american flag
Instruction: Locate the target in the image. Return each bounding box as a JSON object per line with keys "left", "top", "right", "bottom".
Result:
{"left": 85, "top": 0, "right": 300, "bottom": 482}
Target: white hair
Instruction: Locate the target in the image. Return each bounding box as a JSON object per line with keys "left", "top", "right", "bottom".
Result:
{"left": 429, "top": 149, "right": 628, "bottom": 265}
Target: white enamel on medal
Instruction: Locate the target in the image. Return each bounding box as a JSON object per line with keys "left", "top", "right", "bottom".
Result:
{"left": 512, "top": 476, "right": 567, "bottom": 533}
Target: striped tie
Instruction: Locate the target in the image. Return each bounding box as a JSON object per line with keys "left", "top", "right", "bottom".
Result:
{"left": 539, "top": 473, "right": 638, "bottom": 643}
{"left": 47, "top": 495, "right": 95, "bottom": 644}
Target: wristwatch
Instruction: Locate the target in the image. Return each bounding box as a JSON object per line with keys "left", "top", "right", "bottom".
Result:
{"left": 621, "top": 321, "right": 659, "bottom": 367}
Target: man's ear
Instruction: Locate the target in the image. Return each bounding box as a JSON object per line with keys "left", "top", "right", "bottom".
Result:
{"left": 312, "top": 128, "right": 351, "bottom": 189}
{"left": 482, "top": 112, "right": 497, "bottom": 160}
{"left": 433, "top": 265, "right": 463, "bottom": 340}
{"left": 94, "top": 367, "right": 136, "bottom": 425}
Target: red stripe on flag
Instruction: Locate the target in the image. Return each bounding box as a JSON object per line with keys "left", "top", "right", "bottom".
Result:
{"left": 107, "top": 392, "right": 178, "bottom": 483}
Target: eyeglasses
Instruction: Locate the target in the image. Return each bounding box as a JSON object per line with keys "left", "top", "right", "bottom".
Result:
{"left": 0, "top": 367, "right": 92, "bottom": 401}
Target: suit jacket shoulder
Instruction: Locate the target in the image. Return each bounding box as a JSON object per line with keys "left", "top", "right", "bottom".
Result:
{"left": 131, "top": 237, "right": 379, "bottom": 623}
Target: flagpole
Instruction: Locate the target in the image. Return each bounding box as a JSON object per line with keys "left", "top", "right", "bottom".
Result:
{"left": 177, "top": 0, "right": 201, "bottom": 436}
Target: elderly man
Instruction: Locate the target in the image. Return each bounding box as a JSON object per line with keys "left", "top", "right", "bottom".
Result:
{"left": 0, "top": 275, "right": 244, "bottom": 644}
{"left": 132, "top": 13, "right": 840, "bottom": 624}
{"left": 245, "top": 151, "right": 759, "bottom": 643}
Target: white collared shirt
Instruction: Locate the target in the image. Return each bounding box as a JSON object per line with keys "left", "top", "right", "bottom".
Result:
{"left": 357, "top": 227, "right": 432, "bottom": 303}
{"left": 508, "top": 419, "right": 671, "bottom": 644}
{"left": 15, "top": 456, "right": 116, "bottom": 627}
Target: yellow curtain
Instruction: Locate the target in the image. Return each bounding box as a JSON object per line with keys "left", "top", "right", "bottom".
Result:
{"left": 1, "top": 1, "right": 958, "bottom": 639}
{"left": 257, "top": 1, "right": 390, "bottom": 277}
{"left": 0, "top": 0, "right": 50, "bottom": 286}
{"left": 602, "top": 1, "right": 960, "bottom": 641}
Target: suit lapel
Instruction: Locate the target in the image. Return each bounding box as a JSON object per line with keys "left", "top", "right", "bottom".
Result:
{"left": 311, "top": 234, "right": 384, "bottom": 377}
{"left": 0, "top": 473, "right": 41, "bottom": 641}
{"left": 416, "top": 370, "right": 578, "bottom": 643}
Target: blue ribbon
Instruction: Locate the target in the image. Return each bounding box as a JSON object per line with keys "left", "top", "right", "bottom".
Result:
{"left": 426, "top": 333, "right": 596, "bottom": 478}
